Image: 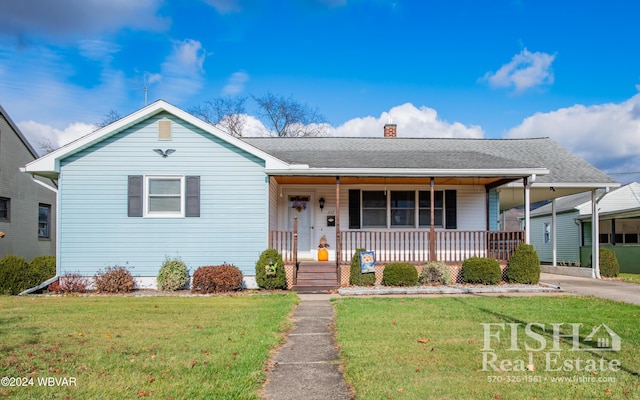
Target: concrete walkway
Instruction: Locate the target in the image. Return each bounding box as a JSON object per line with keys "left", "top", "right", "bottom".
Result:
{"left": 262, "top": 294, "right": 351, "bottom": 400}
{"left": 541, "top": 272, "right": 640, "bottom": 306}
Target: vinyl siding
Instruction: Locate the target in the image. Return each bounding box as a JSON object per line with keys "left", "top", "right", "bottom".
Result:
{"left": 0, "top": 114, "right": 56, "bottom": 260}
{"left": 57, "top": 113, "right": 267, "bottom": 277}
{"left": 530, "top": 211, "right": 580, "bottom": 263}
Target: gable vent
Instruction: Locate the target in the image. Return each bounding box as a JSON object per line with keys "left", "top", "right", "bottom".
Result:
{"left": 158, "top": 119, "right": 172, "bottom": 140}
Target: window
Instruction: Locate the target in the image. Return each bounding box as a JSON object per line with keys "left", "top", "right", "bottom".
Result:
{"left": 391, "top": 191, "right": 415, "bottom": 227}
{"left": 543, "top": 223, "right": 551, "bottom": 244}
{"left": 0, "top": 197, "right": 9, "bottom": 221}
{"left": 38, "top": 204, "right": 51, "bottom": 239}
{"left": 624, "top": 233, "right": 639, "bottom": 244}
{"left": 146, "top": 176, "right": 183, "bottom": 216}
{"left": 419, "top": 191, "right": 443, "bottom": 228}
{"left": 128, "top": 175, "right": 200, "bottom": 218}
{"left": 352, "top": 189, "right": 456, "bottom": 229}
{"left": 599, "top": 233, "right": 610, "bottom": 244}
{"left": 362, "top": 191, "right": 386, "bottom": 227}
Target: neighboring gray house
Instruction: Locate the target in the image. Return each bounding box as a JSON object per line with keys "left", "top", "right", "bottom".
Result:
{"left": 22, "top": 100, "right": 618, "bottom": 289}
{"left": 0, "top": 104, "right": 57, "bottom": 260}
{"left": 530, "top": 182, "right": 640, "bottom": 273}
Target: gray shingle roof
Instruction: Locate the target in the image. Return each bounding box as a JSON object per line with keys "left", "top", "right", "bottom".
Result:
{"left": 242, "top": 137, "right": 617, "bottom": 184}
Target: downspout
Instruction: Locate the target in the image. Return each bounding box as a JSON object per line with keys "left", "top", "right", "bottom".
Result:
{"left": 19, "top": 172, "right": 60, "bottom": 295}
{"left": 552, "top": 198, "right": 557, "bottom": 267}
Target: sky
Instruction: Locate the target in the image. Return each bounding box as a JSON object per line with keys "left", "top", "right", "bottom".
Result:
{"left": 1, "top": 0, "right": 640, "bottom": 183}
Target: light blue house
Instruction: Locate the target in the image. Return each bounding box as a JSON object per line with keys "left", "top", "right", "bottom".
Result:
{"left": 23, "top": 100, "right": 617, "bottom": 289}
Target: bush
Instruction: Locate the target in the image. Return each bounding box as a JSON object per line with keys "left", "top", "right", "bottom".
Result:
{"left": 382, "top": 262, "right": 418, "bottom": 286}
{"left": 94, "top": 266, "right": 135, "bottom": 293}
{"left": 461, "top": 257, "right": 501, "bottom": 285}
{"left": 505, "top": 244, "right": 540, "bottom": 284}
{"left": 48, "top": 272, "right": 89, "bottom": 294}
{"left": 419, "top": 261, "right": 452, "bottom": 285}
{"left": 29, "top": 255, "right": 56, "bottom": 284}
{"left": 157, "top": 257, "right": 189, "bottom": 291}
{"left": 0, "top": 255, "right": 31, "bottom": 295}
{"left": 350, "top": 248, "right": 376, "bottom": 286}
{"left": 600, "top": 247, "right": 620, "bottom": 278}
{"left": 192, "top": 264, "right": 244, "bottom": 294}
{"left": 255, "top": 249, "right": 287, "bottom": 290}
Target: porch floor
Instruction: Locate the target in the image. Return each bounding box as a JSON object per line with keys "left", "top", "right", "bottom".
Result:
{"left": 291, "top": 261, "right": 340, "bottom": 293}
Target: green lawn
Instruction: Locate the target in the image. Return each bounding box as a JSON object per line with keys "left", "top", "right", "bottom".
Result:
{"left": 0, "top": 293, "right": 297, "bottom": 399}
{"left": 618, "top": 273, "right": 640, "bottom": 284}
{"left": 334, "top": 296, "right": 640, "bottom": 399}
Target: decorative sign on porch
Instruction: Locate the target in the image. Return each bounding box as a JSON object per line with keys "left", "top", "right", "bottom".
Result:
{"left": 360, "top": 251, "right": 375, "bottom": 273}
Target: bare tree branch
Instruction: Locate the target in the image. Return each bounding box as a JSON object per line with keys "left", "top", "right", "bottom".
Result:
{"left": 95, "top": 109, "right": 122, "bottom": 130}
{"left": 252, "top": 92, "right": 327, "bottom": 137}
{"left": 37, "top": 138, "right": 58, "bottom": 155}
{"left": 189, "top": 97, "right": 247, "bottom": 137}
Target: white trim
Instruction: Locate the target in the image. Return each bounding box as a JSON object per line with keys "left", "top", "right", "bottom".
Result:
{"left": 144, "top": 175, "right": 185, "bottom": 218}
{"left": 23, "top": 100, "right": 289, "bottom": 176}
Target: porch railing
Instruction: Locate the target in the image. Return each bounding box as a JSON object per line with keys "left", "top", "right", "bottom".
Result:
{"left": 269, "top": 216, "right": 298, "bottom": 285}
{"left": 340, "top": 230, "right": 524, "bottom": 264}
{"left": 269, "top": 229, "right": 524, "bottom": 265}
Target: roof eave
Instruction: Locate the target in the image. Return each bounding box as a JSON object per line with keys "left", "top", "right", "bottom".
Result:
{"left": 264, "top": 167, "right": 550, "bottom": 177}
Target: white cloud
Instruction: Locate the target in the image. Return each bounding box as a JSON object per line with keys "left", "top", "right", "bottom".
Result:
{"left": 18, "top": 120, "right": 94, "bottom": 155}
{"left": 0, "top": 0, "right": 168, "bottom": 40}
{"left": 482, "top": 49, "right": 556, "bottom": 93}
{"left": 222, "top": 71, "right": 249, "bottom": 95}
{"left": 78, "top": 40, "right": 121, "bottom": 62}
{"left": 506, "top": 93, "right": 640, "bottom": 175}
{"left": 329, "top": 103, "right": 484, "bottom": 138}
{"left": 150, "top": 39, "right": 208, "bottom": 102}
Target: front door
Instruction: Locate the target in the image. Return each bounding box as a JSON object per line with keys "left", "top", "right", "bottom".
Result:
{"left": 288, "top": 195, "right": 312, "bottom": 257}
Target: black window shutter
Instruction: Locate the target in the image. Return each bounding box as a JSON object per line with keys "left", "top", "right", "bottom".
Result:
{"left": 445, "top": 190, "right": 457, "bottom": 229}
{"left": 185, "top": 176, "right": 200, "bottom": 217}
{"left": 128, "top": 175, "right": 143, "bottom": 217}
{"left": 348, "top": 189, "right": 361, "bottom": 229}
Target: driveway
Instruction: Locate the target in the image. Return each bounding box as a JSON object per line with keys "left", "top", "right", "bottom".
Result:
{"left": 541, "top": 272, "right": 640, "bottom": 306}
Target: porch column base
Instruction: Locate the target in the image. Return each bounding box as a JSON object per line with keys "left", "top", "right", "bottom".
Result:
{"left": 285, "top": 264, "right": 295, "bottom": 289}
{"left": 339, "top": 264, "right": 350, "bottom": 287}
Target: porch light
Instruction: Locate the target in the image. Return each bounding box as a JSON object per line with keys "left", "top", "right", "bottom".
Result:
{"left": 319, "top": 197, "right": 325, "bottom": 210}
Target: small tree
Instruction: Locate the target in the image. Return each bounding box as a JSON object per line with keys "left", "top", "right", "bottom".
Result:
{"left": 255, "top": 249, "right": 287, "bottom": 289}
{"left": 253, "top": 92, "right": 328, "bottom": 137}
{"left": 189, "top": 96, "right": 247, "bottom": 137}
{"left": 505, "top": 243, "right": 540, "bottom": 284}
{"left": 599, "top": 248, "right": 620, "bottom": 278}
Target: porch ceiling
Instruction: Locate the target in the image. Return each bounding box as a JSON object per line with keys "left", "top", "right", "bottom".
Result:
{"left": 272, "top": 176, "right": 515, "bottom": 186}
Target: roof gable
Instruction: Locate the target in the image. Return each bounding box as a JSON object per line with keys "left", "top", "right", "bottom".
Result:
{"left": 23, "top": 100, "right": 288, "bottom": 178}
{"left": 0, "top": 103, "right": 40, "bottom": 159}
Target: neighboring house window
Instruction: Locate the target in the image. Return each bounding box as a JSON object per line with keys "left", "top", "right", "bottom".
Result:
{"left": 543, "top": 223, "right": 551, "bottom": 244}
{"left": 352, "top": 189, "right": 456, "bottom": 229}
{"left": 128, "top": 175, "right": 200, "bottom": 218}
{"left": 599, "top": 233, "right": 610, "bottom": 244}
{"left": 0, "top": 197, "right": 9, "bottom": 221}
{"left": 38, "top": 204, "right": 51, "bottom": 239}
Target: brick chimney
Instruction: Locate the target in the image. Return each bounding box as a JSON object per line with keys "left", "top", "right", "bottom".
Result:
{"left": 383, "top": 123, "right": 397, "bottom": 138}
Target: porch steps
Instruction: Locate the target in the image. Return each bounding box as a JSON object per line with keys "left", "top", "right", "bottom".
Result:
{"left": 291, "top": 261, "right": 340, "bottom": 293}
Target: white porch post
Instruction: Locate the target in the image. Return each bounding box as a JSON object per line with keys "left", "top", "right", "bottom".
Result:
{"left": 591, "top": 189, "right": 601, "bottom": 279}
{"left": 524, "top": 177, "right": 532, "bottom": 244}
{"left": 552, "top": 198, "right": 557, "bottom": 267}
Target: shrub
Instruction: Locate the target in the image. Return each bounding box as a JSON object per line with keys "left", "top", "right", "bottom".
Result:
{"left": 382, "top": 262, "right": 418, "bottom": 286}
{"left": 505, "top": 244, "right": 540, "bottom": 284}
{"left": 29, "top": 255, "right": 56, "bottom": 284}
{"left": 461, "top": 257, "right": 501, "bottom": 285}
{"left": 157, "top": 257, "right": 189, "bottom": 291}
{"left": 600, "top": 247, "right": 620, "bottom": 278}
{"left": 0, "top": 255, "right": 31, "bottom": 295}
{"left": 94, "top": 266, "right": 135, "bottom": 293}
{"left": 48, "top": 272, "right": 89, "bottom": 294}
{"left": 419, "top": 261, "right": 452, "bottom": 285}
{"left": 255, "top": 249, "right": 287, "bottom": 290}
{"left": 192, "top": 264, "right": 244, "bottom": 294}
{"left": 350, "top": 248, "right": 376, "bottom": 286}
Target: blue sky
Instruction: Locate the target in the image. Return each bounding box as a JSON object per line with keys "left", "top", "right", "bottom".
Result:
{"left": 1, "top": 0, "right": 640, "bottom": 182}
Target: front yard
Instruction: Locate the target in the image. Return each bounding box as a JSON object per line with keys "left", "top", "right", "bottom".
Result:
{"left": 0, "top": 293, "right": 297, "bottom": 399}
{"left": 334, "top": 296, "right": 640, "bottom": 399}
